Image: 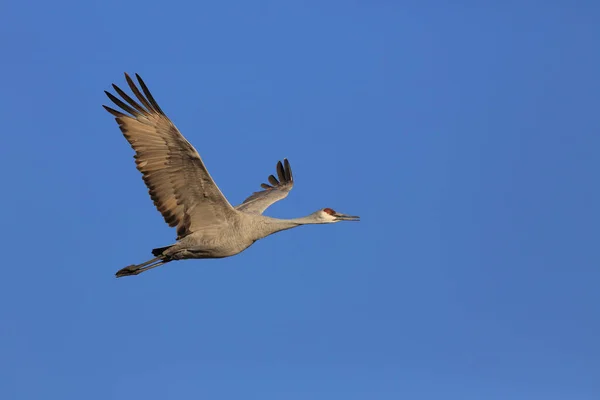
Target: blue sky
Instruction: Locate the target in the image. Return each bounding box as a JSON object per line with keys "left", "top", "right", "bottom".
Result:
{"left": 1, "top": 1, "right": 599, "bottom": 399}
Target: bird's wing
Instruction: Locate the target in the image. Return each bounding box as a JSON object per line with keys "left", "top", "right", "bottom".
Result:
{"left": 104, "top": 73, "right": 236, "bottom": 240}
{"left": 235, "top": 159, "right": 294, "bottom": 215}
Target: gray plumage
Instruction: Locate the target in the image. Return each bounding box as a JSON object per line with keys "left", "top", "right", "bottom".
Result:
{"left": 104, "top": 73, "right": 359, "bottom": 277}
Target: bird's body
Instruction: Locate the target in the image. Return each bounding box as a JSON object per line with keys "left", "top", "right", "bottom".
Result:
{"left": 159, "top": 217, "right": 264, "bottom": 259}
{"left": 104, "top": 73, "right": 359, "bottom": 277}
{"left": 160, "top": 215, "right": 304, "bottom": 260}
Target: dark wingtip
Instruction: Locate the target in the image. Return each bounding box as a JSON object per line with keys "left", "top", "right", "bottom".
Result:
{"left": 135, "top": 73, "right": 146, "bottom": 88}
{"left": 267, "top": 174, "right": 280, "bottom": 186}
{"left": 103, "top": 104, "right": 126, "bottom": 117}
{"left": 283, "top": 158, "right": 292, "bottom": 182}
{"left": 123, "top": 72, "right": 154, "bottom": 112}
{"left": 104, "top": 90, "right": 139, "bottom": 116}
{"left": 276, "top": 160, "right": 286, "bottom": 182}
{"left": 134, "top": 73, "right": 164, "bottom": 114}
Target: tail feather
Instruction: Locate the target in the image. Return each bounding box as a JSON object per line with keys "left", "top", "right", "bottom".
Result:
{"left": 152, "top": 245, "right": 173, "bottom": 257}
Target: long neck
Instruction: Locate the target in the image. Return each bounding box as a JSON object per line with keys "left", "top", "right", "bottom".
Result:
{"left": 254, "top": 214, "right": 323, "bottom": 239}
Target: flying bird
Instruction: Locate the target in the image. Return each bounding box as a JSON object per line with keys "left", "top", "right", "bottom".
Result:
{"left": 104, "top": 73, "right": 359, "bottom": 277}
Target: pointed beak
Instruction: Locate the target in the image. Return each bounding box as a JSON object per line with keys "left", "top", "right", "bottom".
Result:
{"left": 334, "top": 212, "right": 360, "bottom": 222}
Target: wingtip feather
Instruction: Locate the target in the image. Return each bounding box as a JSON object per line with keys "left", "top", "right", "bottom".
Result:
{"left": 103, "top": 104, "right": 126, "bottom": 117}
{"left": 135, "top": 73, "right": 165, "bottom": 115}
{"left": 268, "top": 175, "right": 279, "bottom": 186}
{"left": 283, "top": 158, "right": 292, "bottom": 182}
{"left": 276, "top": 161, "right": 286, "bottom": 182}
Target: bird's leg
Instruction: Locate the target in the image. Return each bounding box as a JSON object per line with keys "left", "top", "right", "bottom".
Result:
{"left": 115, "top": 257, "right": 165, "bottom": 277}
{"left": 135, "top": 256, "right": 162, "bottom": 269}
{"left": 134, "top": 261, "right": 166, "bottom": 275}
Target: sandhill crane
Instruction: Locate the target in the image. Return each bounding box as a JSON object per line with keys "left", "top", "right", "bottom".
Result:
{"left": 104, "top": 73, "right": 359, "bottom": 277}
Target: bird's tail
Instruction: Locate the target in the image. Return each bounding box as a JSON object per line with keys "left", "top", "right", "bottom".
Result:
{"left": 152, "top": 245, "right": 174, "bottom": 257}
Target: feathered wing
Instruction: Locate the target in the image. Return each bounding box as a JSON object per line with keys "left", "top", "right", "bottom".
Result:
{"left": 104, "top": 73, "right": 235, "bottom": 239}
{"left": 235, "top": 159, "right": 294, "bottom": 215}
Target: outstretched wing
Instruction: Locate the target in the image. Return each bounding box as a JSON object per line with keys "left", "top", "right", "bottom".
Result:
{"left": 235, "top": 159, "right": 294, "bottom": 215}
{"left": 104, "top": 73, "right": 235, "bottom": 239}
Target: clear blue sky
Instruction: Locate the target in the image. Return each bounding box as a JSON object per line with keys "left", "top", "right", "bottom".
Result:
{"left": 1, "top": 1, "right": 599, "bottom": 399}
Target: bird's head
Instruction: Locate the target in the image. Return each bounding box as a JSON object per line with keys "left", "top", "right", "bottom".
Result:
{"left": 316, "top": 207, "right": 360, "bottom": 223}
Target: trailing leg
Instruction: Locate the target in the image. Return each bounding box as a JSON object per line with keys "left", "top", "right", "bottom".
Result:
{"left": 115, "top": 256, "right": 170, "bottom": 278}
